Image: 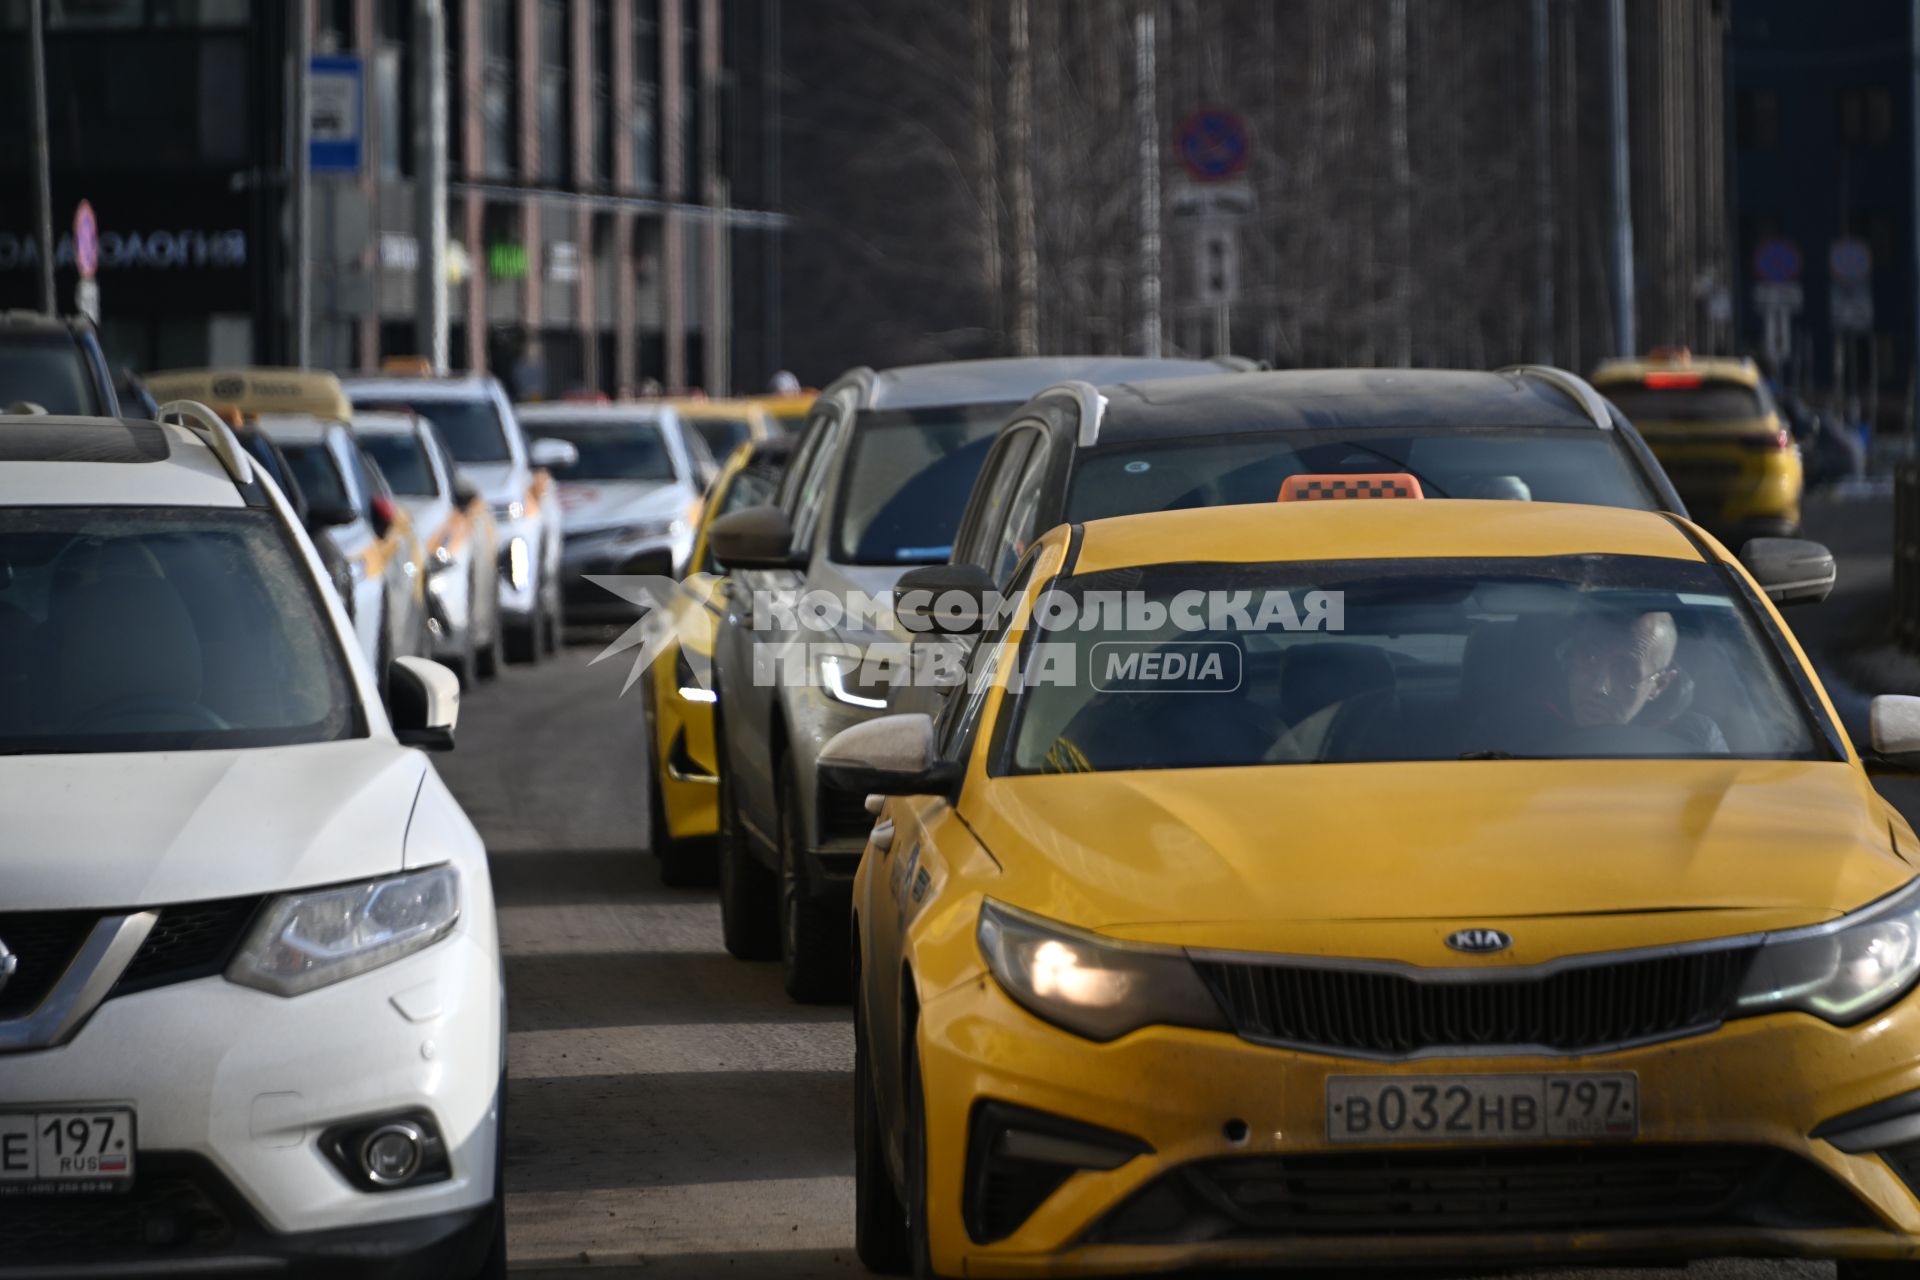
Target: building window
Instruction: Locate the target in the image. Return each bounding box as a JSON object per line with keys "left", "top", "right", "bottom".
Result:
{"left": 538, "top": 0, "right": 569, "bottom": 185}
{"left": 633, "top": 0, "right": 660, "bottom": 194}
{"left": 591, "top": 0, "right": 612, "bottom": 186}
{"left": 482, "top": 0, "right": 515, "bottom": 178}
{"left": 1737, "top": 90, "right": 1778, "bottom": 151}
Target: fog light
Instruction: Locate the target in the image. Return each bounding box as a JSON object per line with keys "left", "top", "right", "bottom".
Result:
{"left": 506, "top": 538, "right": 530, "bottom": 591}
{"left": 360, "top": 1123, "right": 424, "bottom": 1186}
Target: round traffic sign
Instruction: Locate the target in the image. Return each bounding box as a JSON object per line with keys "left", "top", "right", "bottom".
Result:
{"left": 73, "top": 200, "right": 98, "bottom": 280}
{"left": 1754, "top": 236, "right": 1801, "bottom": 284}
{"left": 1176, "top": 108, "right": 1251, "bottom": 182}
{"left": 1830, "top": 237, "right": 1872, "bottom": 285}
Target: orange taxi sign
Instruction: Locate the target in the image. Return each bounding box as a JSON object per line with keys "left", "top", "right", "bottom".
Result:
{"left": 1278, "top": 473, "right": 1425, "bottom": 502}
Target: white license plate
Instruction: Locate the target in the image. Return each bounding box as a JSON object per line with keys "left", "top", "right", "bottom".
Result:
{"left": 1327, "top": 1073, "right": 1637, "bottom": 1145}
{"left": 0, "top": 1109, "right": 136, "bottom": 1194}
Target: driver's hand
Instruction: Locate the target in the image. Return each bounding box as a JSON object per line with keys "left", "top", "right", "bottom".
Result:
{"left": 1041, "top": 737, "right": 1095, "bottom": 774}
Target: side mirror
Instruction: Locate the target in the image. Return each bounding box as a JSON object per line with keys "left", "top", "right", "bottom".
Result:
{"left": 709, "top": 504, "right": 801, "bottom": 571}
{"left": 529, "top": 437, "right": 579, "bottom": 471}
{"left": 895, "top": 563, "right": 997, "bottom": 635}
{"left": 369, "top": 494, "right": 398, "bottom": 538}
{"left": 388, "top": 655, "right": 459, "bottom": 751}
{"left": 451, "top": 471, "right": 482, "bottom": 507}
{"left": 1739, "top": 538, "right": 1836, "bottom": 606}
{"left": 817, "top": 713, "right": 960, "bottom": 797}
{"left": 306, "top": 500, "right": 359, "bottom": 529}
{"left": 1868, "top": 696, "right": 1920, "bottom": 772}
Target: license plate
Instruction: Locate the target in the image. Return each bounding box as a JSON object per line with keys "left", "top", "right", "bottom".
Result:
{"left": 1327, "top": 1073, "right": 1637, "bottom": 1145}
{"left": 0, "top": 1109, "right": 136, "bottom": 1194}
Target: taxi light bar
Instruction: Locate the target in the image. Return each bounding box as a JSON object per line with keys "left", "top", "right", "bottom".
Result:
{"left": 380, "top": 355, "right": 435, "bottom": 377}
{"left": 1643, "top": 371, "right": 1704, "bottom": 389}
{"left": 1278, "top": 473, "right": 1425, "bottom": 502}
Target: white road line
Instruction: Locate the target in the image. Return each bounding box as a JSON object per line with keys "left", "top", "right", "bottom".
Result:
{"left": 509, "top": 1023, "right": 853, "bottom": 1077}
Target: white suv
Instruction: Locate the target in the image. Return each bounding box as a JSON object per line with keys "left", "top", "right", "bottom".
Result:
{"left": 0, "top": 407, "right": 504, "bottom": 1277}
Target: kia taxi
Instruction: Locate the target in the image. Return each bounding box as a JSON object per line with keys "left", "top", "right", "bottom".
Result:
{"left": 641, "top": 435, "right": 793, "bottom": 884}
{"left": 1591, "top": 350, "right": 1803, "bottom": 539}
{"left": 827, "top": 489, "right": 1920, "bottom": 1278}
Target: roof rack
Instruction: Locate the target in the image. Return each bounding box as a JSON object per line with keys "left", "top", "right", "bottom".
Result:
{"left": 1499, "top": 365, "right": 1614, "bottom": 431}
{"left": 158, "top": 399, "right": 255, "bottom": 486}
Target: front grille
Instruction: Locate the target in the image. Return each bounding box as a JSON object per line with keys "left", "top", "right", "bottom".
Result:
{"left": 1088, "top": 1145, "right": 1874, "bottom": 1244}
{"left": 1193, "top": 947, "right": 1755, "bottom": 1057}
{"left": 113, "top": 897, "right": 262, "bottom": 995}
{"left": 0, "top": 911, "right": 96, "bottom": 1018}
{"left": 0, "top": 1161, "right": 236, "bottom": 1259}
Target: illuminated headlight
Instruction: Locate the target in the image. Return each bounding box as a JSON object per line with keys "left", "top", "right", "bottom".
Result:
{"left": 228, "top": 866, "right": 460, "bottom": 997}
{"left": 493, "top": 500, "right": 525, "bottom": 523}
{"left": 676, "top": 645, "right": 716, "bottom": 703}
{"left": 819, "top": 652, "right": 888, "bottom": 710}
{"left": 976, "top": 899, "right": 1229, "bottom": 1042}
{"left": 506, "top": 537, "right": 529, "bottom": 590}
{"left": 428, "top": 544, "right": 457, "bottom": 576}
{"left": 1734, "top": 880, "right": 1920, "bottom": 1024}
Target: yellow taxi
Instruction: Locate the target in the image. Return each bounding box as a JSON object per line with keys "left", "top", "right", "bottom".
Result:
{"left": 750, "top": 388, "right": 817, "bottom": 437}
{"left": 663, "top": 397, "right": 778, "bottom": 468}
{"left": 826, "top": 490, "right": 1920, "bottom": 1277}
{"left": 1591, "top": 349, "right": 1803, "bottom": 539}
{"left": 641, "top": 435, "right": 794, "bottom": 884}
{"left": 143, "top": 365, "right": 354, "bottom": 422}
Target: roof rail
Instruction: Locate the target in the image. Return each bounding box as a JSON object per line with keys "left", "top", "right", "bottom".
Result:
{"left": 835, "top": 365, "right": 878, "bottom": 409}
{"left": 158, "top": 399, "right": 255, "bottom": 486}
{"left": 1500, "top": 365, "right": 1614, "bottom": 430}
{"left": 1210, "top": 354, "right": 1268, "bottom": 372}
{"left": 1028, "top": 380, "right": 1107, "bottom": 448}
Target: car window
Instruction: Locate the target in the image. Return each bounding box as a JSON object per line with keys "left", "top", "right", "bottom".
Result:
{"left": 689, "top": 417, "right": 753, "bottom": 458}
{"left": 355, "top": 397, "right": 512, "bottom": 463}
{"left": 788, "top": 407, "right": 848, "bottom": 558}
{"left": 280, "top": 443, "right": 353, "bottom": 514}
{"left": 351, "top": 446, "right": 389, "bottom": 513}
{"left": 956, "top": 429, "right": 1036, "bottom": 570}
{"left": 1600, "top": 382, "right": 1767, "bottom": 422}
{"left": 702, "top": 462, "right": 785, "bottom": 575}
{"left": 1066, "top": 427, "right": 1659, "bottom": 519}
{"left": 778, "top": 405, "right": 836, "bottom": 513}
{"left": 991, "top": 435, "right": 1053, "bottom": 585}
{"left": 830, "top": 404, "right": 1014, "bottom": 565}
{"left": 526, "top": 420, "right": 677, "bottom": 482}
{"left": 0, "top": 335, "right": 95, "bottom": 415}
{"left": 0, "top": 506, "right": 360, "bottom": 752}
{"left": 996, "top": 554, "right": 1826, "bottom": 775}
{"left": 937, "top": 555, "right": 1038, "bottom": 761}
{"left": 360, "top": 433, "right": 438, "bottom": 497}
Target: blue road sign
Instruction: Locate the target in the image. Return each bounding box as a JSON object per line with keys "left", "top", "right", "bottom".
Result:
{"left": 1176, "top": 108, "right": 1251, "bottom": 182}
{"left": 1754, "top": 237, "right": 1802, "bottom": 284}
{"left": 309, "top": 55, "right": 364, "bottom": 176}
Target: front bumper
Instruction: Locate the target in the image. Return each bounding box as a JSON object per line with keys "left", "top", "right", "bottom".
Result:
{"left": 648, "top": 642, "right": 721, "bottom": 843}
{"left": 0, "top": 926, "right": 502, "bottom": 1269}
{"left": 915, "top": 975, "right": 1920, "bottom": 1276}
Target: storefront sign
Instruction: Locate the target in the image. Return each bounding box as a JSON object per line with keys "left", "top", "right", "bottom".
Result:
{"left": 0, "top": 228, "right": 247, "bottom": 273}
{"left": 489, "top": 243, "right": 529, "bottom": 281}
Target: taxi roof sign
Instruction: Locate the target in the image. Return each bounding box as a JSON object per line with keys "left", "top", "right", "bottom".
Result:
{"left": 143, "top": 367, "right": 352, "bottom": 423}
{"left": 380, "top": 355, "right": 435, "bottom": 377}
{"left": 1278, "top": 473, "right": 1425, "bottom": 502}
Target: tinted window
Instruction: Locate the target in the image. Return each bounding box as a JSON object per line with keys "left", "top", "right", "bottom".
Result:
{"left": 831, "top": 405, "right": 1012, "bottom": 565}
{"left": 281, "top": 443, "right": 352, "bottom": 513}
{"left": 360, "top": 433, "right": 438, "bottom": 497}
{"left": 1067, "top": 428, "right": 1658, "bottom": 519}
{"left": 702, "top": 462, "right": 784, "bottom": 575}
{"left": 689, "top": 417, "right": 752, "bottom": 458}
{"left": 533, "top": 420, "right": 677, "bottom": 482}
{"left": 356, "top": 398, "right": 511, "bottom": 463}
{"left": 0, "top": 506, "right": 358, "bottom": 753}
{"left": 1000, "top": 556, "right": 1822, "bottom": 774}
{"left": 0, "top": 335, "right": 96, "bottom": 415}
{"left": 1600, "top": 383, "right": 1767, "bottom": 422}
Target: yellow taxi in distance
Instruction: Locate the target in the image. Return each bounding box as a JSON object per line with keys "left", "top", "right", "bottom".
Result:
{"left": 829, "top": 494, "right": 1920, "bottom": 1277}
{"left": 642, "top": 436, "right": 794, "bottom": 884}
{"left": 142, "top": 366, "right": 354, "bottom": 423}
{"left": 663, "top": 397, "right": 778, "bottom": 468}
{"left": 750, "top": 389, "right": 817, "bottom": 436}
{"left": 1591, "top": 350, "right": 1803, "bottom": 539}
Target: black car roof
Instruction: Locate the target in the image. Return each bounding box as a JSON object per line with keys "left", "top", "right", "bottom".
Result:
{"left": 1089, "top": 368, "right": 1602, "bottom": 448}
{"left": 0, "top": 416, "right": 168, "bottom": 464}
{"left": 0, "top": 310, "right": 87, "bottom": 338}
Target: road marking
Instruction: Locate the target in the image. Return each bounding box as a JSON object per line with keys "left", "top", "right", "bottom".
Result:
{"left": 507, "top": 1179, "right": 855, "bottom": 1265}
{"left": 509, "top": 1024, "right": 852, "bottom": 1077}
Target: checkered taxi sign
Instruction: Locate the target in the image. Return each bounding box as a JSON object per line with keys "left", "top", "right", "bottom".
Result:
{"left": 1278, "top": 473, "right": 1426, "bottom": 502}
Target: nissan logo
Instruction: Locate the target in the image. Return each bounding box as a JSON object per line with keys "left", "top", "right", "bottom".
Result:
{"left": 1446, "top": 928, "right": 1512, "bottom": 955}
{"left": 0, "top": 939, "right": 14, "bottom": 994}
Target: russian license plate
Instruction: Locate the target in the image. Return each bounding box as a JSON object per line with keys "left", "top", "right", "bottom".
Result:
{"left": 0, "top": 1109, "right": 136, "bottom": 1194}
{"left": 1327, "top": 1073, "right": 1637, "bottom": 1145}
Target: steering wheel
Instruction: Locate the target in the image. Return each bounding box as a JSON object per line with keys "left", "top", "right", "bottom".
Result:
{"left": 75, "top": 695, "right": 231, "bottom": 734}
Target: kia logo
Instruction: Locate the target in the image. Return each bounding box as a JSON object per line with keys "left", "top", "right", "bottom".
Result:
{"left": 1446, "top": 928, "right": 1512, "bottom": 955}
{"left": 0, "top": 939, "right": 14, "bottom": 994}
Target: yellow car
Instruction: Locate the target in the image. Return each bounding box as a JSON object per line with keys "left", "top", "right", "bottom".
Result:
{"left": 663, "top": 397, "right": 778, "bottom": 468}
{"left": 1591, "top": 350, "right": 1803, "bottom": 540}
{"left": 642, "top": 435, "right": 795, "bottom": 884}
{"left": 828, "top": 492, "right": 1920, "bottom": 1277}
{"left": 750, "top": 389, "right": 817, "bottom": 436}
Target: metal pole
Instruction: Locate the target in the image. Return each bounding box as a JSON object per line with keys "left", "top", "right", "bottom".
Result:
{"left": 291, "top": 0, "right": 312, "bottom": 366}
{"left": 1134, "top": 2, "right": 1161, "bottom": 358}
{"left": 1910, "top": 0, "right": 1920, "bottom": 437}
{"left": 1606, "top": 0, "right": 1636, "bottom": 357}
{"left": 1531, "top": 0, "right": 1556, "bottom": 364}
{"left": 26, "top": 0, "right": 54, "bottom": 315}
{"left": 415, "top": 0, "right": 449, "bottom": 372}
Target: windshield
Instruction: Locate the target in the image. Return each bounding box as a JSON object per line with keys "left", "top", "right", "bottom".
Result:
{"left": 702, "top": 462, "right": 784, "bottom": 575}
{"left": 832, "top": 404, "right": 1012, "bottom": 565}
{"left": 0, "top": 507, "right": 359, "bottom": 753}
{"left": 997, "top": 556, "right": 1823, "bottom": 774}
{"left": 0, "top": 335, "right": 96, "bottom": 416}
{"left": 689, "top": 417, "right": 753, "bottom": 458}
{"left": 356, "top": 397, "right": 511, "bottom": 463}
{"left": 359, "top": 433, "right": 437, "bottom": 497}
{"left": 280, "top": 443, "right": 353, "bottom": 512}
{"left": 534, "top": 420, "right": 678, "bottom": 482}
{"left": 1068, "top": 428, "right": 1658, "bottom": 519}
{"left": 1599, "top": 382, "right": 1767, "bottom": 422}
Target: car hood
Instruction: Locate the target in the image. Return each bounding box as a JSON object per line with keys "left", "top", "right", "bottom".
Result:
{"left": 1, "top": 741, "right": 428, "bottom": 910}
{"left": 557, "top": 480, "right": 692, "bottom": 533}
{"left": 459, "top": 462, "right": 520, "bottom": 508}
{"left": 970, "top": 759, "right": 1914, "bottom": 962}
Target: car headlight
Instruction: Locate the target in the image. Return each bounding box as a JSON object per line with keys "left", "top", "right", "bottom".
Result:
{"left": 819, "top": 652, "right": 889, "bottom": 709}
{"left": 428, "top": 544, "right": 457, "bottom": 576}
{"left": 976, "top": 899, "right": 1229, "bottom": 1042}
{"left": 228, "top": 866, "right": 460, "bottom": 997}
{"left": 676, "top": 645, "right": 716, "bottom": 703}
{"left": 1733, "top": 880, "right": 1920, "bottom": 1024}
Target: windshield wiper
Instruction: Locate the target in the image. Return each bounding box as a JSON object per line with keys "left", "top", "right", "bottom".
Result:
{"left": 1458, "top": 748, "right": 1519, "bottom": 760}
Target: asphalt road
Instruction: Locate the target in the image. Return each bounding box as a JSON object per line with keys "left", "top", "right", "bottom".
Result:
{"left": 438, "top": 635, "right": 1837, "bottom": 1280}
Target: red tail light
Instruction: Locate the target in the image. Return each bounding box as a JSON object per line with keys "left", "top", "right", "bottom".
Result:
{"left": 1643, "top": 371, "right": 1703, "bottom": 389}
{"left": 371, "top": 496, "right": 398, "bottom": 528}
{"left": 1738, "top": 429, "right": 1794, "bottom": 452}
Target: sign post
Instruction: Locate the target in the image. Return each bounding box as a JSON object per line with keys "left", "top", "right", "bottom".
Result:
{"left": 72, "top": 199, "right": 99, "bottom": 325}
{"left": 1173, "top": 107, "right": 1252, "bottom": 356}
{"left": 1752, "top": 236, "right": 1803, "bottom": 369}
